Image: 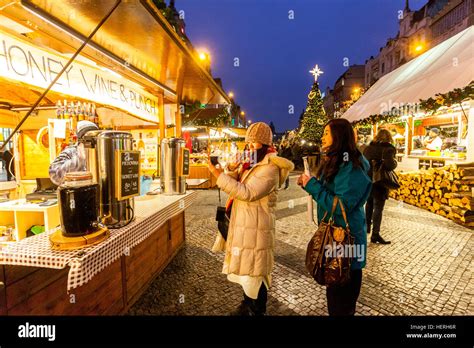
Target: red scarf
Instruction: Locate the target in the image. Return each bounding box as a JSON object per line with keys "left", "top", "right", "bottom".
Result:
{"left": 225, "top": 146, "right": 277, "bottom": 213}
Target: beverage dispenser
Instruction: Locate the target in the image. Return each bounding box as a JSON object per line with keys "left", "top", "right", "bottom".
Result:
{"left": 160, "top": 138, "right": 189, "bottom": 195}
{"left": 97, "top": 131, "right": 138, "bottom": 227}
{"left": 82, "top": 130, "right": 103, "bottom": 184}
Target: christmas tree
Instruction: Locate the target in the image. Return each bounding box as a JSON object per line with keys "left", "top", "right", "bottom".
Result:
{"left": 299, "top": 65, "right": 328, "bottom": 145}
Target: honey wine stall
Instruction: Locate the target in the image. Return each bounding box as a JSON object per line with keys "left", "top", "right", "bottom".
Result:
{"left": 0, "top": 0, "right": 230, "bottom": 315}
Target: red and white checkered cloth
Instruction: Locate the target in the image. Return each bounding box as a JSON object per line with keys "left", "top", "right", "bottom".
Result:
{"left": 0, "top": 191, "right": 198, "bottom": 291}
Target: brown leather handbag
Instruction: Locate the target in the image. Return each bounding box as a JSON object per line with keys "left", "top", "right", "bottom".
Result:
{"left": 305, "top": 196, "right": 354, "bottom": 287}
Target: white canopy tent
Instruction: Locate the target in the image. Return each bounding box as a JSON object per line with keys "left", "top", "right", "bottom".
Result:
{"left": 343, "top": 26, "right": 474, "bottom": 123}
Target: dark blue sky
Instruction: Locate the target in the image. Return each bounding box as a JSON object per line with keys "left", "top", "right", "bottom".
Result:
{"left": 178, "top": 0, "right": 426, "bottom": 132}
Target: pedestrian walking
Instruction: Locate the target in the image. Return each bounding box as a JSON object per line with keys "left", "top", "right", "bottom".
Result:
{"left": 297, "top": 118, "right": 372, "bottom": 316}
{"left": 208, "top": 122, "right": 294, "bottom": 316}
{"left": 363, "top": 129, "right": 398, "bottom": 244}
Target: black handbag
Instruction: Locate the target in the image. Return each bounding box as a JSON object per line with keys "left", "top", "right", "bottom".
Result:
{"left": 215, "top": 206, "right": 229, "bottom": 241}
{"left": 372, "top": 149, "right": 400, "bottom": 190}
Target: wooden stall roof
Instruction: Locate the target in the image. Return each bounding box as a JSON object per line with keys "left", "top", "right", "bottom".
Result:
{"left": 0, "top": 0, "right": 231, "bottom": 106}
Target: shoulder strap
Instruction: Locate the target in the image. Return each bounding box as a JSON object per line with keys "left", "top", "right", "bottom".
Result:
{"left": 321, "top": 196, "right": 339, "bottom": 222}
{"left": 337, "top": 198, "right": 350, "bottom": 230}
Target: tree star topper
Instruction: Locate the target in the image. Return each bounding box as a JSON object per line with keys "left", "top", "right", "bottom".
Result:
{"left": 309, "top": 65, "right": 324, "bottom": 81}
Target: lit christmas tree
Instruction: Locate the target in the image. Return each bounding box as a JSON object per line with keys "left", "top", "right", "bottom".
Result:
{"left": 299, "top": 65, "right": 329, "bottom": 145}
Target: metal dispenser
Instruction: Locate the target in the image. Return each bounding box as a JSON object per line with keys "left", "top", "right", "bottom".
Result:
{"left": 160, "top": 137, "right": 187, "bottom": 195}
{"left": 82, "top": 130, "right": 103, "bottom": 185}
{"left": 97, "top": 131, "right": 136, "bottom": 227}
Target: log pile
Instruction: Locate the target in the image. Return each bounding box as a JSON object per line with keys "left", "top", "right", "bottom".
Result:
{"left": 389, "top": 162, "right": 474, "bottom": 228}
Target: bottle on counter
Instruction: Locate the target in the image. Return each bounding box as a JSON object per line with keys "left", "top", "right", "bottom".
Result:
{"left": 56, "top": 100, "right": 63, "bottom": 119}
{"left": 63, "top": 100, "right": 70, "bottom": 119}
{"left": 77, "top": 102, "right": 85, "bottom": 121}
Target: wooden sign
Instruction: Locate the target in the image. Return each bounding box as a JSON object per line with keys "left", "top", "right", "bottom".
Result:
{"left": 115, "top": 150, "right": 141, "bottom": 200}
{"left": 181, "top": 148, "right": 190, "bottom": 176}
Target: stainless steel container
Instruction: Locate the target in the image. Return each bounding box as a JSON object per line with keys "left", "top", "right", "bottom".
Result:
{"left": 82, "top": 130, "right": 103, "bottom": 184}
{"left": 160, "top": 138, "right": 186, "bottom": 195}
{"left": 97, "top": 131, "right": 135, "bottom": 228}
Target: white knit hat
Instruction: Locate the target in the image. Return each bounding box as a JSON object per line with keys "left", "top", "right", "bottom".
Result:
{"left": 245, "top": 122, "right": 273, "bottom": 145}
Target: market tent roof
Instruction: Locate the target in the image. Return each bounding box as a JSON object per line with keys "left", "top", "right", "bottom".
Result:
{"left": 0, "top": 0, "right": 230, "bottom": 105}
{"left": 342, "top": 26, "right": 474, "bottom": 123}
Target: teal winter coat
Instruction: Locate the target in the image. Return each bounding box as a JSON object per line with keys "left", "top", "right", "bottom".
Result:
{"left": 303, "top": 156, "right": 372, "bottom": 270}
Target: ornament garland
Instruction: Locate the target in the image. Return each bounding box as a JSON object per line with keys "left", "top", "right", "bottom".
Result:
{"left": 352, "top": 82, "right": 473, "bottom": 128}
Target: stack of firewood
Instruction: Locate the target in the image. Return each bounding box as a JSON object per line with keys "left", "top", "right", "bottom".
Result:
{"left": 389, "top": 162, "right": 474, "bottom": 227}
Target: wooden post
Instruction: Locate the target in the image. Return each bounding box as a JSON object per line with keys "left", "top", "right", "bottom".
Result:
{"left": 406, "top": 116, "right": 413, "bottom": 156}
{"left": 467, "top": 103, "right": 474, "bottom": 162}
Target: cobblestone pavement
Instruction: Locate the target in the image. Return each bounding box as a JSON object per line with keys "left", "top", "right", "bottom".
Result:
{"left": 129, "top": 174, "right": 473, "bottom": 316}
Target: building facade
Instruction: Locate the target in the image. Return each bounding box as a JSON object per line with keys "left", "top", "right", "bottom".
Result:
{"left": 364, "top": 0, "right": 473, "bottom": 89}
{"left": 323, "top": 65, "right": 365, "bottom": 118}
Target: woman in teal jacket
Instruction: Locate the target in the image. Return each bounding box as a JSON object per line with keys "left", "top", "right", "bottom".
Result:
{"left": 298, "top": 118, "right": 372, "bottom": 316}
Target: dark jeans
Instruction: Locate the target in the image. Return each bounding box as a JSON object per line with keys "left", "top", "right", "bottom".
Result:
{"left": 326, "top": 269, "right": 362, "bottom": 316}
{"left": 284, "top": 176, "right": 290, "bottom": 189}
{"left": 243, "top": 283, "right": 267, "bottom": 315}
{"left": 365, "top": 191, "right": 387, "bottom": 237}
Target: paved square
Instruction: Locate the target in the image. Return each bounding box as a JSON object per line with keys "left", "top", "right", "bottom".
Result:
{"left": 129, "top": 175, "right": 473, "bottom": 316}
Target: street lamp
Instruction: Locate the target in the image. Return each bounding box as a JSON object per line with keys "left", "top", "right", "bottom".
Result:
{"left": 229, "top": 92, "right": 234, "bottom": 99}
{"left": 241, "top": 111, "right": 245, "bottom": 116}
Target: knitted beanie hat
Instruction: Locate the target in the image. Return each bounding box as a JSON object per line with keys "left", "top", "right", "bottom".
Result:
{"left": 245, "top": 122, "right": 273, "bottom": 145}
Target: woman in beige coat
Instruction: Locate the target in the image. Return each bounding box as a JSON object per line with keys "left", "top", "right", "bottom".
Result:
{"left": 209, "top": 122, "right": 294, "bottom": 315}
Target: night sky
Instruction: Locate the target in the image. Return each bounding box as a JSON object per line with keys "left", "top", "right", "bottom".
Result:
{"left": 178, "top": 0, "right": 427, "bottom": 132}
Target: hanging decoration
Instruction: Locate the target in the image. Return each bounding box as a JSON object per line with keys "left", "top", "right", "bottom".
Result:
{"left": 418, "top": 81, "right": 473, "bottom": 113}
{"left": 352, "top": 81, "right": 473, "bottom": 128}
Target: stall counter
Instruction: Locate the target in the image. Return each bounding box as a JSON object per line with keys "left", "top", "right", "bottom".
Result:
{"left": 0, "top": 191, "right": 198, "bottom": 315}
{"left": 396, "top": 155, "right": 468, "bottom": 172}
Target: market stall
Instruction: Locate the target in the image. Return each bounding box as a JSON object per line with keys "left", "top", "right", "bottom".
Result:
{"left": 343, "top": 26, "right": 474, "bottom": 227}
{"left": 0, "top": 192, "right": 197, "bottom": 315}
{"left": 0, "top": 0, "right": 231, "bottom": 314}
{"left": 183, "top": 126, "right": 247, "bottom": 188}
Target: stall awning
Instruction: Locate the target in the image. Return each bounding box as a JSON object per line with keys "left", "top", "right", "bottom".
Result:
{"left": 342, "top": 26, "right": 474, "bottom": 123}
{"left": 0, "top": 0, "right": 230, "bottom": 106}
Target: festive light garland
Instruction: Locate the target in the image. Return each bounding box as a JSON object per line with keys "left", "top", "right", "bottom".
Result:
{"left": 352, "top": 82, "right": 473, "bottom": 128}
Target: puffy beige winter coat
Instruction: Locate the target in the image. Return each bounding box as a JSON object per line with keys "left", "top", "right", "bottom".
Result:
{"left": 216, "top": 153, "right": 294, "bottom": 276}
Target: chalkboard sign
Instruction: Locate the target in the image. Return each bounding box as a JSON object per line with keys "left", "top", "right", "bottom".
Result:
{"left": 418, "top": 159, "right": 430, "bottom": 170}
{"left": 181, "top": 148, "right": 190, "bottom": 176}
{"left": 115, "top": 150, "right": 141, "bottom": 200}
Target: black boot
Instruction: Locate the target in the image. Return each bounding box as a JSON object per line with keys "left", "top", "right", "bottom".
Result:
{"left": 371, "top": 235, "right": 391, "bottom": 244}
{"left": 237, "top": 284, "right": 267, "bottom": 316}
{"left": 229, "top": 300, "right": 253, "bottom": 316}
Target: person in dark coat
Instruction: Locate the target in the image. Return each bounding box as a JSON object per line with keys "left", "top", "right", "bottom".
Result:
{"left": 363, "top": 129, "right": 397, "bottom": 244}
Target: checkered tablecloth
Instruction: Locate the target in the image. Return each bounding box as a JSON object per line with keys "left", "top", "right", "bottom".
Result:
{"left": 0, "top": 191, "right": 198, "bottom": 291}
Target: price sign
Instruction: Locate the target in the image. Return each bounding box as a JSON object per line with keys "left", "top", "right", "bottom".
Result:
{"left": 116, "top": 150, "right": 141, "bottom": 200}
{"left": 418, "top": 159, "right": 430, "bottom": 170}
{"left": 181, "top": 148, "right": 190, "bottom": 176}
